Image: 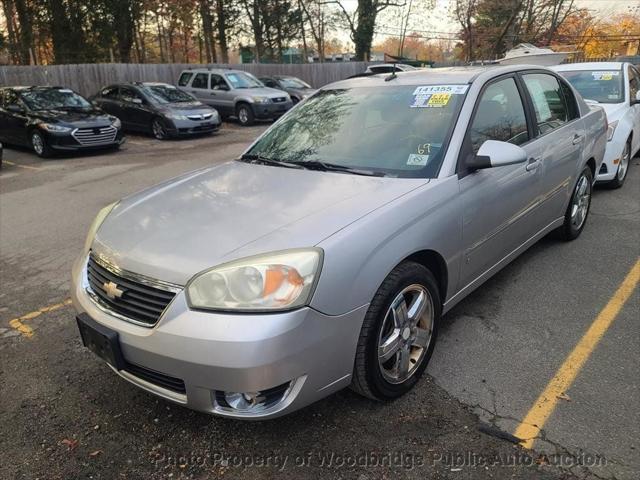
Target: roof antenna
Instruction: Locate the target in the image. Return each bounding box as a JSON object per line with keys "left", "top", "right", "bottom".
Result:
{"left": 385, "top": 62, "right": 397, "bottom": 82}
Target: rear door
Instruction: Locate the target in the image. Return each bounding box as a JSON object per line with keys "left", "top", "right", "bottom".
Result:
{"left": 520, "top": 72, "right": 584, "bottom": 222}
{"left": 458, "top": 75, "right": 543, "bottom": 288}
{"left": 188, "top": 72, "right": 211, "bottom": 104}
{"left": 120, "top": 86, "right": 153, "bottom": 131}
{"left": 94, "top": 85, "right": 122, "bottom": 117}
{"left": 210, "top": 74, "right": 234, "bottom": 114}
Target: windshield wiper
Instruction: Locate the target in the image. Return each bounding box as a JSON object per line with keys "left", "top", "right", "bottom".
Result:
{"left": 288, "top": 160, "right": 385, "bottom": 177}
{"left": 239, "top": 153, "right": 304, "bottom": 169}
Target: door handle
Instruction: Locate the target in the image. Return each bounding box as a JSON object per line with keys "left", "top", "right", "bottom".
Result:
{"left": 572, "top": 133, "right": 583, "bottom": 145}
{"left": 210, "top": 92, "right": 217, "bottom": 96}
{"left": 526, "top": 157, "right": 541, "bottom": 172}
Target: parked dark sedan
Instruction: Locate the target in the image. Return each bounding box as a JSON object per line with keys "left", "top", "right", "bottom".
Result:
{"left": 258, "top": 75, "right": 317, "bottom": 104}
{"left": 0, "top": 86, "right": 124, "bottom": 157}
{"left": 92, "top": 82, "right": 221, "bottom": 140}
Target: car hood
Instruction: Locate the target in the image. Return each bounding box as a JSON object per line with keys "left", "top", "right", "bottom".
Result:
{"left": 598, "top": 102, "right": 627, "bottom": 122}
{"left": 30, "top": 108, "right": 114, "bottom": 127}
{"left": 242, "top": 87, "right": 289, "bottom": 99}
{"left": 287, "top": 87, "right": 318, "bottom": 97}
{"left": 161, "top": 103, "right": 217, "bottom": 116}
{"left": 92, "top": 161, "right": 426, "bottom": 285}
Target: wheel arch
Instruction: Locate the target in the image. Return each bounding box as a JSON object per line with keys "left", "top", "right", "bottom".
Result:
{"left": 401, "top": 249, "right": 448, "bottom": 303}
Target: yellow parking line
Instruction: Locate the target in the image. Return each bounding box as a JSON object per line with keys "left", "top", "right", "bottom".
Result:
{"left": 514, "top": 259, "right": 640, "bottom": 448}
{"left": 7, "top": 299, "right": 73, "bottom": 338}
{"left": 3, "top": 160, "right": 43, "bottom": 171}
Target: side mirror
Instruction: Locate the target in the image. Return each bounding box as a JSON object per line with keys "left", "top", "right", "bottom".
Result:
{"left": 468, "top": 140, "right": 528, "bottom": 170}
{"left": 6, "top": 104, "right": 25, "bottom": 114}
{"left": 632, "top": 90, "right": 640, "bottom": 105}
{"left": 131, "top": 98, "right": 144, "bottom": 105}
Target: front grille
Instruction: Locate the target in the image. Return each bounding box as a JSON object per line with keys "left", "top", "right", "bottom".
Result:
{"left": 86, "top": 254, "right": 177, "bottom": 327}
{"left": 73, "top": 125, "right": 117, "bottom": 146}
{"left": 187, "top": 113, "right": 214, "bottom": 121}
{"left": 124, "top": 361, "right": 186, "bottom": 394}
{"left": 271, "top": 97, "right": 287, "bottom": 103}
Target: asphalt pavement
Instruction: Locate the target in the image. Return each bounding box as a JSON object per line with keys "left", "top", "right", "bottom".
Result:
{"left": 1, "top": 124, "right": 638, "bottom": 480}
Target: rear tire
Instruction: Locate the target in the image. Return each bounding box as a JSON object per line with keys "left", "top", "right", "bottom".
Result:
{"left": 350, "top": 262, "right": 441, "bottom": 401}
{"left": 30, "top": 130, "right": 52, "bottom": 158}
{"left": 556, "top": 166, "right": 593, "bottom": 241}
{"left": 236, "top": 103, "right": 254, "bottom": 126}
{"left": 606, "top": 137, "right": 631, "bottom": 189}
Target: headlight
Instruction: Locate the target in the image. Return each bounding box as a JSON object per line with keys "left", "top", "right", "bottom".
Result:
{"left": 165, "top": 112, "right": 188, "bottom": 120}
{"left": 110, "top": 117, "right": 122, "bottom": 129}
{"left": 251, "top": 96, "right": 271, "bottom": 104}
{"left": 607, "top": 120, "right": 618, "bottom": 142}
{"left": 39, "top": 123, "right": 71, "bottom": 133}
{"left": 186, "top": 249, "right": 323, "bottom": 312}
{"left": 83, "top": 202, "right": 118, "bottom": 252}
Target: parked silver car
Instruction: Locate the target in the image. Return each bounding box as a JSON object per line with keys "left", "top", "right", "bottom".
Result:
{"left": 72, "top": 65, "right": 606, "bottom": 419}
{"left": 178, "top": 68, "right": 293, "bottom": 126}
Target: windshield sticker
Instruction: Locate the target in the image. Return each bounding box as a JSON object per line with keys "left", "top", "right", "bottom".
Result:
{"left": 426, "top": 93, "right": 452, "bottom": 107}
{"left": 417, "top": 143, "right": 432, "bottom": 154}
{"left": 410, "top": 94, "right": 432, "bottom": 108}
{"left": 592, "top": 71, "right": 620, "bottom": 81}
{"left": 413, "top": 85, "right": 468, "bottom": 96}
{"left": 407, "top": 154, "right": 430, "bottom": 166}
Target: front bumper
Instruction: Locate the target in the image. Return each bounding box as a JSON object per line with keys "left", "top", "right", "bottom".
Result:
{"left": 71, "top": 255, "right": 366, "bottom": 419}
{"left": 166, "top": 118, "right": 221, "bottom": 137}
{"left": 251, "top": 101, "right": 293, "bottom": 120}
{"left": 596, "top": 133, "right": 627, "bottom": 182}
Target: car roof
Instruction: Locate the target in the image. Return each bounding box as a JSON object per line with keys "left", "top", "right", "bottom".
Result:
{"left": 553, "top": 62, "right": 624, "bottom": 71}
{"left": 4, "top": 85, "right": 70, "bottom": 92}
{"left": 182, "top": 68, "right": 245, "bottom": 75}
{"left": 328, "top": 64, "right": 547, "bottom": 89}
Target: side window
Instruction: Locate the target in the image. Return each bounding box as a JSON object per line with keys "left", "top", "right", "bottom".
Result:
{"left": 628, "top": 66, "right": 639, "bottom": 101}
{"left": 120, "top": 87, "right": 143, "bottom": 104}
{"left": 559, "top": 80, "right": 579, "bottom": 120}
{"left": 178, "top": 72, "right": 193, "bottom": 87}
{"left": 101, "top": 86, "right": 119, "bottom": 99}
{"left": 191, "top": 73, "right": 209, "bottom": 89}
{"left": 469, "top": 77, "right": 529, "bottom": 153}
{"left": 4, "top": 90, "right": 21, "bottom": 107}
{"left": 522, "top": 73, "right": 568, "bottom": 135}
{"left": 210, "top": 74, "right": 227, "bottom": 90}
{"left": 262, "top": 78, "right": 277, "bottom": 88}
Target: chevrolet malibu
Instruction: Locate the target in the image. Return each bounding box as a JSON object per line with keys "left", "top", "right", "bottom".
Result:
{"left": 72, "top": 65, "right": 606, "bottom": 419}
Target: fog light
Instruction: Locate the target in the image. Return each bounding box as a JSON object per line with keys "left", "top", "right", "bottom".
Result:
{"left": 214, "top": 380, "right": 294, "bottom": 414}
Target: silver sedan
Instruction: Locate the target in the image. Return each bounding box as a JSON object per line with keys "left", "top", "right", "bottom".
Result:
{"left": 72, "top": 65, "right": 607, "bottom": 419}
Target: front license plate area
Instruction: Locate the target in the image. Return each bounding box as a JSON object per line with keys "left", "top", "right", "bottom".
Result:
{"left": 76, "top": 313, "right": 125, "bottom": 370}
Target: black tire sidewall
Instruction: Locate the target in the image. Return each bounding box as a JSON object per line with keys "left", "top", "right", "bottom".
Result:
{"left": 562, "top": 166, "right": 593, "bottom": 240}
{"left": 608, "top": 138, "right": 631, "bottom": 189}
{"left": 30, "top": 130, "right": 49, "bottom": 157}
{"left": 152, "top": 118, "right": 167, "bottom": 140}
{"left": 236, "top": 104, "right": 254, "bottom": 126}
{"left": 363, "top": 263, "right": 441, "bottom": 400}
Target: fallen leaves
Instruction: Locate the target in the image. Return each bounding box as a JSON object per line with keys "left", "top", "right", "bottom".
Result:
{"left": 89, "top": 449, "right": 103, "bottom": 457}
{"left": 61, "top": 438, "right": 79, "bottom": 451}
{"left": 556, "top": 392, "right": 572, "bottom": 402}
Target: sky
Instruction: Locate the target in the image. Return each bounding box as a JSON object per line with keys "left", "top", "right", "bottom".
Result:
{"left": 336, "top": 0, "right": 638, "bottom": 46}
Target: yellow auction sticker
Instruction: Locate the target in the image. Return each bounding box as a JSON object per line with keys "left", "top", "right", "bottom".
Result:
{"left": 427, "top": 93, "right": 451, "bottom": 107}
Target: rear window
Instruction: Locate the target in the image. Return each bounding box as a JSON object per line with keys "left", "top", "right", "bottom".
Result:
{"left": 558, "top": 69, "right": 624, "bottom": 104}
{"left": 178, "top": 72, "right": 194, "bottom": 87}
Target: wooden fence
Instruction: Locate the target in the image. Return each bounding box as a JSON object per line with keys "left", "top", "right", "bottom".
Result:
{"left": 0, "top": 62, "right": 376, "bottom": 97}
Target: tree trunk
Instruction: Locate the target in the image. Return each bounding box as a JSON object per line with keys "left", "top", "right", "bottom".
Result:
{"left": 216, "top": 0, "right": 229, "bottom": 63}
{"left": 14, "top": 0, "right": 33, "bottom": 64}
{"left": 353, "top": 0, "right": 377, "bottom": 61}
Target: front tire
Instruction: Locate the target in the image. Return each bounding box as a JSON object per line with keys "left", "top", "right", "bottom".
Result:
{"left": 30, "top": 130, "right": 51, "bottom": 158}
{"left": 236, "top": 103, "right": 255, "bottom": 126}
{"left": 557, "top": 166, "right": 593, "bottom": 241}
{"left": 351, "top": 262, "right": 441, "bottom": 401}
{"left": 606, "top": 137, "right": 631, "bottom": 189}
{"left": 151, "top": 117, "right": 168, "bottom": 140}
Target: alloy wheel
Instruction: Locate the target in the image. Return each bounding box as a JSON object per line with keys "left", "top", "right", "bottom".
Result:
{"left": 377, "top": 284, "right": 434, "bottom": 384}
{"left": 617, "top": 142, "right": 630, "bottom": 182}
{"left": 570, "top": 173, "right": 591, "bottom": 230}
{"left": 238, "top": 107, "right": 249, "bottom": 125}
{"left": 152, "top": 119, "right": 166, "bottom": 140}
{"left": 31, "top": 132, "right": 45, "bottom": 156}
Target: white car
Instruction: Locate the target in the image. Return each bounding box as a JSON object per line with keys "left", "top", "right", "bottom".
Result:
{"left": 554, "top": 62, "right": 640, "bottom": 187}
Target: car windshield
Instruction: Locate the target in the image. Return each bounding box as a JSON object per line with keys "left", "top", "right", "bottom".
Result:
{"left": 245, "top": 85, "right": 467, "bottom": 178}
{"left": 141, "top": 84, "right": 194, "bottom": 104}
{"left": 225, "top": 72, "right": 262, "bottom": 89}
{"left": 279, "top": 77, "right": 311, "bottom": 89}
{"left": 20, "top": 89, "right": 91, "bottom": 110}
{"left": 559, "top": 69, "right": 624, "bottom": 104}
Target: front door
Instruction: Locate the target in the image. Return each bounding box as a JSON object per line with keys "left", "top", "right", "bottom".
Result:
{"left": 458, "top": 75, "right": 543, "bottom": 289}
{"left": 119, "top": 86, "right": 152, "bottom": 130}
{"left": 189, "top": 73, "right": 211, "bottom": 105}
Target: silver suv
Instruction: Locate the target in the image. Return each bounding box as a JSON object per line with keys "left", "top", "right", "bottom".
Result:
{"left": 177, "top": 68, "right": 293, "bottom": 126}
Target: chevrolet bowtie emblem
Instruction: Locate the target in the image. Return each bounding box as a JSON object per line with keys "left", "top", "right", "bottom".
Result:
{"left": 103, "top": 281, "right": 124, "bottom": 299}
